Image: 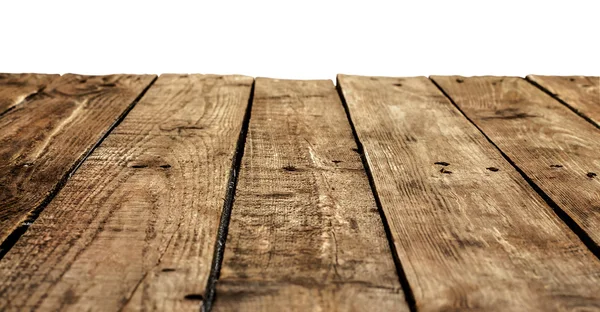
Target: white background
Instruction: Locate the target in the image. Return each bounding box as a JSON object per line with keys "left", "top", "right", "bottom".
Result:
{"left": 1, "top": 0, "right": 598, "bottom": 80}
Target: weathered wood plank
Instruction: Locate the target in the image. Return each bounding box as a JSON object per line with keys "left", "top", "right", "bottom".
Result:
{"left": 0, "top": 73, "right": 58, "bottom": 115}
{"left": 527, "top": 75, "right": 600, "bottom": 127}
{"left": 432, "top": 75, "right": 600, "bottom": 251}
{"left": 213, "top": 78, "right": 408, "bottom": 311}
{"left": 0, "top": 74, "right": 155, "bottom": 246}
{"left": 339, "top": 74, "right": 600, "bottom": 311}
{"left": 0, "top": 74, "right": 253, "bottom": 311}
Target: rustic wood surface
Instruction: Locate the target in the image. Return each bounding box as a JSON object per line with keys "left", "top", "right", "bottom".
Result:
{"left": 432, "top": 76, "right": 600, "bottom": 251}
{"left": 0, "top": 74, "right": 154, "bottom": 246}
{"left": 214, "top": 78, "right": 408, "bottom": 311}
{"left": 0, "top": 74, "right": 253, "bottom": 311}
{"left": 0, "top": 73, "right": 58, "bottom": 115}
{"left": 338, "top": 74, "right": 600, "bottom": 311}
{"left": 1, "top": 73, "right": 600, "bottom": 312}
{"left": 527, "top": 75, "right": 600, "bottom": 127}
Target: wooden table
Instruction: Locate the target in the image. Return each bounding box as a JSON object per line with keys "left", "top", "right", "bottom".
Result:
{"left": 0, "top": 73, "right": 599, "bottom": 311}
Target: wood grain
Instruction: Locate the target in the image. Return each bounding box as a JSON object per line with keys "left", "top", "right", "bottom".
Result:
{"left": 0, "top": 74, "right": 253, "bottom": 311}
{"left": 213, "top": 78, "right": 408, "bottom": 311}
{"left": 339, "top": 74, "right": 600, "bottom": 311}
{"left": 0, "top": 73, "right": 58, "bottom": 114}
{"left": 432, "top": 75, "right": 600, "bottom": 250}
{"left": 527, "top": 75, "right": 600, "bottom": 126}
{"left": 0, "top": 74, "right": 155, "bottom": 245}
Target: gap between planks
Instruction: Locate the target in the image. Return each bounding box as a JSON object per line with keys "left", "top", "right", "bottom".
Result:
{"left": 202, "top": 81, "right": 255, "bottom": 312}
{"left": 211, "top": 78, "right": 408, "bottom": 311}
{"left": 203, "top": 78, "right": 414, "bottom": 311}
{"left": 430, "top": 77, "right": 600, "bottom": 260}
{"left": 525, "top": 76, "right": 600, "bottom": 131}
{"left": 0, "top": 76, "right": 158, "bottom": 260}
{"left": 335, "top": 78, "right": 417, "bottom": 312}
{"left": 0, "top": 75, "right": 255, "bottom": 311}
{"left": 2, "top": 74, "right": 598, "bottom": 312}
{"left": 338, "top": 74, "right": 600, "bottom": 311}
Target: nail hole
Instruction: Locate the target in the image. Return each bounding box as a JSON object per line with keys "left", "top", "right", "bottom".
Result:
{"left": 486, "top": 167, "right": 499, "bottom": 172}
{"left": 550, "top": 164, "right": 563, "bottom": 168}
{"left": 101, "top": 83, "right": 117, "bottom": 87}
{"left": 456, "top": 78, "right": 464, "bottom": 83}
{"left": 434, "top": 161, "right": 450, "bottom": 166}
{"left": 283, "top": 165, "right": 297, "bottom": 171}
{"left": 587, "top": 172, "right": 597, "bottom": 178}
{"left": 130, "top": 164, "right": 148, "bottom": 169}
{"left": 569, "top": 78, "right": 576, "bottom": 82}
{"left": 184, "top": 294, "right": 203, "bottom": 301}
{"left": 393, "top": 83, "right": 402, "bottom": 87}
{"left": 79, "top": 79, "right": 87, "bottom": 83}
{"left": 161, "top": 268, "right": 176, "bottom": 272}
{"left": 332, "top": 160, "right": 342, "bottom": 164}
{"left": 160, "top": 164, "right": 172, "bottom": 169}
{"left": 351, "top": 148, "right": 360, "bottom": 153}
{"left": 440, "top": 168, "right": 453, "bottom": 174}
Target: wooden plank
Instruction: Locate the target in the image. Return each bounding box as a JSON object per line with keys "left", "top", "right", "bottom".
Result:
{"left": 0, "top": 74, "right": 155, "bottom": 246}
{"left": 527, "top": 75, "right": 600, "bottom": 126}
{"left": 0, "top": 74, "right": 253, "bottom": 311}
{"left": 338, "top": 74, "right": 600, "bottom": 311}
{"left": 213, "top": 78, "right": 408, "bottom": 311}
{"left": 0, "top": 73, "right": 58, "bottom": 114}
{"left": 432, "top": 75, "right": 600, "bottom": 251}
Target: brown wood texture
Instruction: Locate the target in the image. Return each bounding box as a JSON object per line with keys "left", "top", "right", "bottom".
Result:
{"left": 0, "top": 73, "right": 58, "bottom": 114}
{"left": 527, "top": 75, "right": 600, "bottom": 126}
{"left": 338, "top": 74, "right": 600, "bottom": 311}
{"left": 432, "top": 76, "right": 600, "bottom": 250}
{"left": 0, "top": 74, "right": 155, "bottom": 245}
{"left": 0, "top": 74, "right": 253, "bottom": 311}
{"left": 213, "top": 78, "right": 408, "bottom": 311}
